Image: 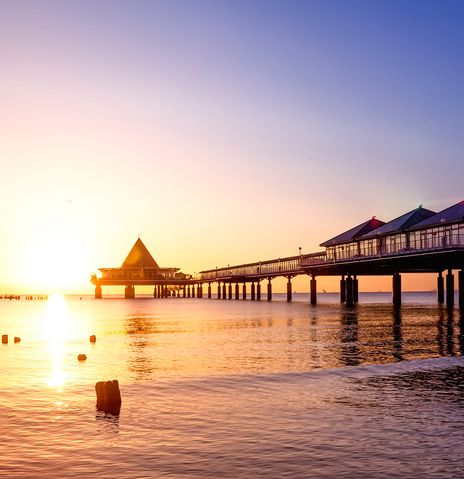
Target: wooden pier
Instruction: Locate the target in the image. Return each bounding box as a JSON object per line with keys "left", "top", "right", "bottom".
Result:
{"left": 198, "top": 201, "right": 464, "bottom": 307}
{"left": 92, "top": 201, "right": 464, "bottom": 307}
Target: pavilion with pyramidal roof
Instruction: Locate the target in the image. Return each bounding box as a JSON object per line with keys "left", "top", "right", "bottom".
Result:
{"left": 91, "top": 238, "right": 192, "bottom": 298}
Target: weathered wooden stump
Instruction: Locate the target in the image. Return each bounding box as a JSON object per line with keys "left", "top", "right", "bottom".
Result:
{"left": 2, "top": 335, "right": 8, "bottom": 344}
{"left": 14, "top": 337, "right": 20, "bottom": 343}
{"left": 89, "top": 335, "right": 96, "bottom": 343}
{"left": 77, "top": 353, "right": 87, "bottom": 361}
{"left": 95, "top": 380, "right": 122, "bottom": 415}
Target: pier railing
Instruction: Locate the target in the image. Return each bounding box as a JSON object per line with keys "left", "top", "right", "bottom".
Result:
{"left": 199, "top": 252, "right": 327, "bottom": 281}
{"left": 319, "top": 233, "right": 464, "bottom": 265}
{"left": 200, "top": 232, "right": 464, "bottom": 282}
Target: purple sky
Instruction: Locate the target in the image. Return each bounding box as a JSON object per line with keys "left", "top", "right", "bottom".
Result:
{"left": 0, "top": 0, "right": 463, "bottom": 291}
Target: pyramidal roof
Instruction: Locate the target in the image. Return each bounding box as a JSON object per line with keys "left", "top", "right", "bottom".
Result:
{"left": 320, "top": 217, "right": 385, "bottom": 247}
{"left": 408, "top": 200, "right": 464, "bottom": 230}
{"left": 122, "top": 238, "right": 159, "bottom": 268}
{"left": 360, "top": 206, "right": 436, "bottom": 239}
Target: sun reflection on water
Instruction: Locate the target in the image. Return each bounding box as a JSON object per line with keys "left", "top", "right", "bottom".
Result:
{"left": 46, "top": 295, "right": 69, "bottom": 388}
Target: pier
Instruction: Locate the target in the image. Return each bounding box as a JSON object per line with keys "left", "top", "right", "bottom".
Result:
{"left": 92, "top": 200, "right": 464, "bottom": 308}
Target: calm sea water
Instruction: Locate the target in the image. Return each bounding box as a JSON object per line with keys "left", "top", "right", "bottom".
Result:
{"left": 1, "top": 292, "right": 464, "bottom": 478}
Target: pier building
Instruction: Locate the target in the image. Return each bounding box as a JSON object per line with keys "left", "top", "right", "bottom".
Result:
{"left": 91, "top": 238, "right": 191, "bottom": 298}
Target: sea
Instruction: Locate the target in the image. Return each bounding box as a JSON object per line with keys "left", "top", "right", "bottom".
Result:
{"left": 1, "top": 292, "right": 464, "bottom": 478}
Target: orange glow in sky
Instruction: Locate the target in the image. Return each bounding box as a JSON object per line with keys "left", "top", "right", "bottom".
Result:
{"left": 0, "top": 2, "right": 462, "bottom": 294}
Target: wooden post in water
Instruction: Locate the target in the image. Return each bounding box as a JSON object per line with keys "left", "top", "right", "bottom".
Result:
{"left": 446, "top": 269, "right": 455, "bottom": 308}
{"left": 286, "top": 277, "right": 292, "bottom": 302}
{"left": 346, "top": 276, "right": 354, "bottom": 307}
{"left": 353, "top": 275, "right": 359, "bottom": 304}
{"left": 438, "top": 272, "right": 444, "bottom": 304}
{"left": 459, "top": 270, "right": 464, "bottom": 309}
{"left": 310, "top": 276, "right": 317, "bottom": 305}
{"left": 95, "top": 284, "right": 102, "bottom": 299}
{"left": 392, "top": 273, "right": 401, "bottom": 307}
{"left": 340, "top": 276, "right": 346, "bottom": 303}
{"left": 95, "top": 380, "right": 122, "bottom": 415}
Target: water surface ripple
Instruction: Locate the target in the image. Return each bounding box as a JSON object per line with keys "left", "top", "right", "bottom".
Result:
{"left": 1, "top": 293, "right": 463, "bottom": 478}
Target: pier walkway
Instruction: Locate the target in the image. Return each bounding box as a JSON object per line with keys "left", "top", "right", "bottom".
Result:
{"left": 92, "top": 200, "right": 464, "bottom": 308}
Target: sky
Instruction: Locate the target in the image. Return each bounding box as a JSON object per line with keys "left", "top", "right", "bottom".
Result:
{"left": 0, "top": 0, "right": 463, "bottom": 293}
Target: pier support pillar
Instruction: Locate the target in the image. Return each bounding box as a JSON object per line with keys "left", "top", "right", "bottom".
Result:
{"left": 346, "top": 276, "right": 354, "bottom": 306}
{"left": 251, "top": 283, "right": 255, "bottom": 300}
{"left": 199, "top": 284, "right": 203, "bottom": 298}
{"left": 287, "top": 277, "right": 292, "bottom": 302}
{"left": 187, "top": 285, "right": 191, "bottom": 298}
{"left": 217, "top": 283, "right": 221, "bottom": 299}
{"left": 222, "top": 283, "right": 227, "bottom": 300}
{"left": 242, "top": 283, "right": 247, "bottom": 300}
{"left": 257, "top": 282, "right": 261, "bottom": 300}
{"left": 340, "top": 276, "right": 346, "bottom": 303}
{"left": 310, "top": 276, "right": 317, "bottom": 305}
{"left": 228, "top": 283, "right": 232, "bottom": 300}
{"left": 459, "top": 270, "right": 464, "bottom": 309}
{"left": 393, "top": 273, "right": 402, "bottom": 307}
{"left": 235, "top": 283, "right": 240, "bottom": 300}
{"left": 95, "top": 285, "right": 102, "bottom": 299}
{"left": 182, "top": 286, "right": 186, "bottom": 298}
{"left": 446, "top": 269, "right": 455, "bottom": 308}
{"left": 125, "top": 285, "right": 135, "bottom": 299}
{"left": 267, "top": 278, "right": 272, "bottom": 301}
{"left": 208, "top": 284, "right": 212, "bottom": 299}
{"left": 437, "top": 272, "right": 444, "bottom": 304}
{"left": 353, "top": 276, "right": 359, "bottom": 304}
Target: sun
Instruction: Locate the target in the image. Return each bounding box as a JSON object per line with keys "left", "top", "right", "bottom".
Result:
{"left": 18, "top": 232, "right": 90, "bottom": 292}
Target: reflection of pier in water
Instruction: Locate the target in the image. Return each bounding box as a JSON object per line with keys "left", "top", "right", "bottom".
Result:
{"left": 117, "top": 305, "right": 464, "bottom": 378}
{"left": 125, "top": 316, "right": 159, "bottom": 381}
{"left": 331, "top": 305, "right": 464, "bottom": 369}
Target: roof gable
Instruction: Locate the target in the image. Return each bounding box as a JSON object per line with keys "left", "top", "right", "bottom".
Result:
{"left": 122, "top": 238, "right": 159, "bottom": 268}
{"left": 320, "top": 217, "right": 385, "bottom": 247}
{"left": 409, "top": 200, "right": 464, "bottom": 230}
{"left": 360, "top": 206, "right": 436, "bottom": 238}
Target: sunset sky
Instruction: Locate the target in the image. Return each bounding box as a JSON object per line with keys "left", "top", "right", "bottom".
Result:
{"left": 1, "top": 0, "right": 463, "bottom": 293}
